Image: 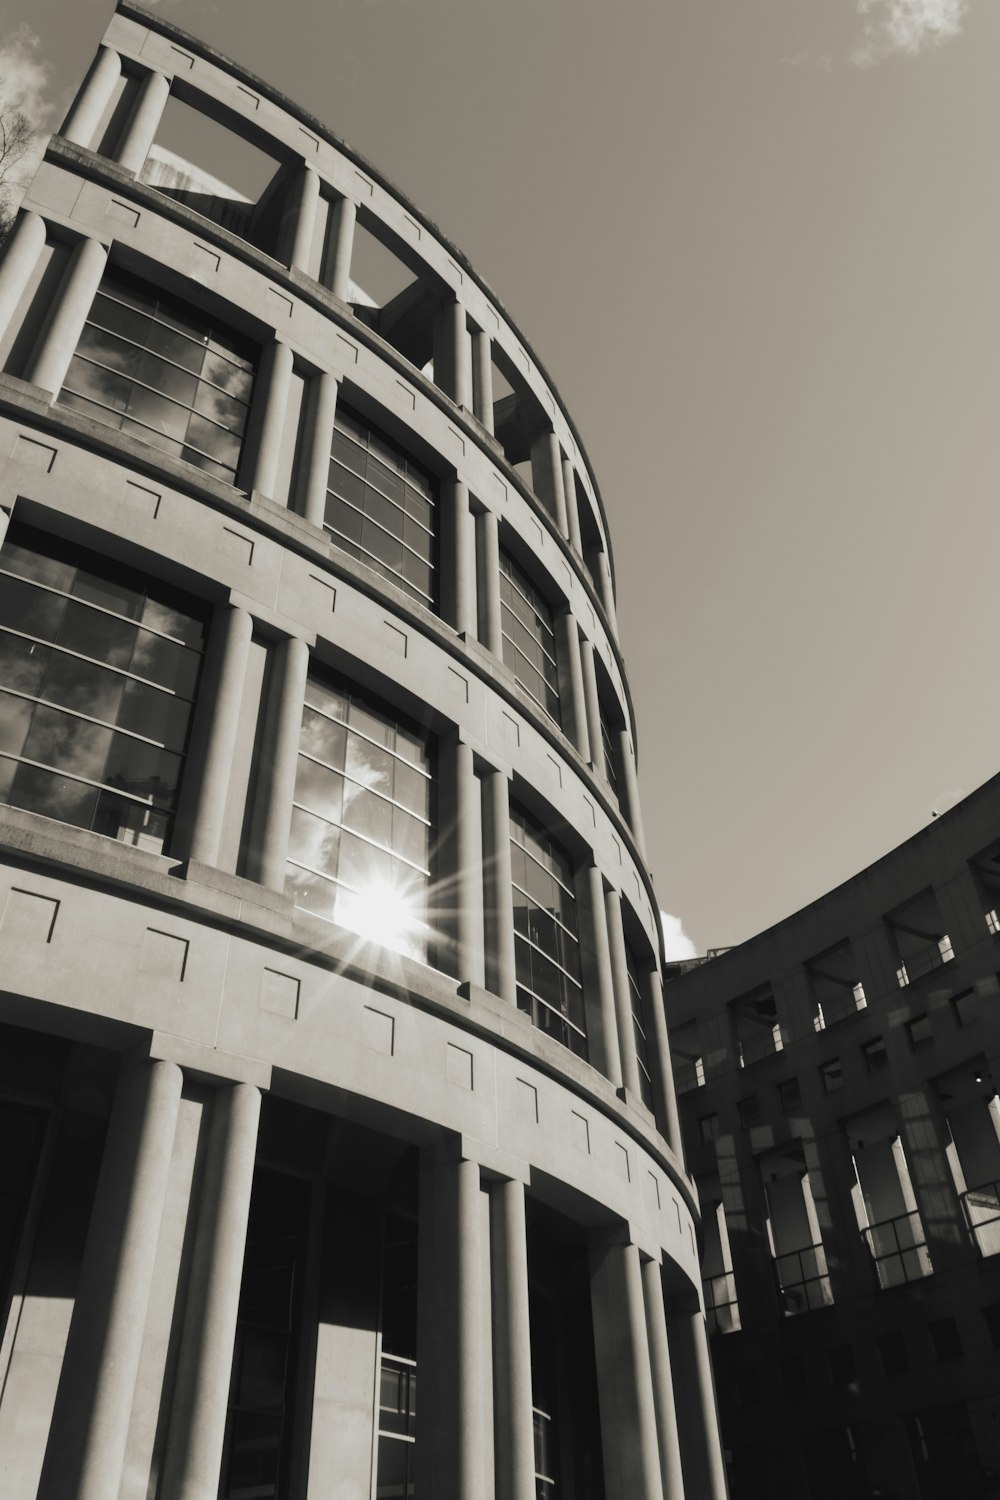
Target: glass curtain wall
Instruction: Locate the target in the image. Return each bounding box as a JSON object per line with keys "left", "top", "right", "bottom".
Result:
{"left": 510, "top": 802, "right": 586, "bottom": 1058}
{"left": 0, "top": 526, "right": 205, "bottom": 853}
{"left": 499, "top": 550, "right": 560, "bottom": 727}
{"left": 58, "top": 269, "right": 255, "bottom": 483}
{"left": 285, "top": 671, "right": 434, "bottom": 961}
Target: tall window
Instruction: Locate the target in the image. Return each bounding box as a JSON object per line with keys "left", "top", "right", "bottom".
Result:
{"left": 499, "top": 550, "right": 560, "bottom": 726}
{"left": 624, "top": 940, "right": 654, "bottom": 1110}
{"left": 0, "top": 1101, "right": 46, "bottom": 1342}
{"left": 511, "top": 802, "right": 585, "bottom": 1058}
{"left": 285, "top": 672, "right": 434, "bottom": 961}
{"left": 325, "top": 406, "right": 436, "bottom": 608}
{"left": 530, "top": 1292, "right": 561, "bottom": 1498}
{"left": 220, "top": 1169, "right": 312, "bottom": 1500}
{"left": 0, "top": 526, "right": 205, "bottom": 854}
{"left": 375, "top": 1212, "right": 419, "bottom": 1499}
{"left": 58, "top": 269, "right": 255, "bottom": 483}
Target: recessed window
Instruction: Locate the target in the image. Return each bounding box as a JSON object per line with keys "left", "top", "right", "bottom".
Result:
{"left": 624, "top": 939, "right": 654, "bottom": 1110}
{"left": 827, "top": 1345, "right": 856, "bottom": 1390}
{"left": 374, "top": 1211, "right": 419, "bottom": 1498}
{"left": 777, "top": 1078, "right": 802, "bottom": 1112}
{"left": 986, "top": 909, "right": 1000, "bottom": 936}
{"left": 862, "top": 1037, "right": 889, "bottom": 1073}
{"left": 285, "top": 671, "right": 434, "bottom": 961}
{"left": 927, "top": 1317, "right": 962, "bottom": 1363}
{"left": 699, "top": 1113, "right": 720, "bottom": 1144}
{"left": 324, "top": 406, "right": 437, "bottom": 609}
{"left": 737, "top": 1096, "right": 760, "bottom": 1128}
{"left": 876, "top": 1330, "right": 909, "bottom": 1376}
{"left": 499, "top": 549, "right": 560, "bottom": 726}
{"left": 0, "top": 525, "right": 205, "bottom": 854}
{"left": 510, "top": 801, "right": 585, "bottom": 1058}
{"left": 819, "top": 1058, "right": 844, "bottom": 1093}
{"left": 982, "top": 1303, "right": 1000, "bottom": 1349}
{"left": 906, "top": 1014, "right": 933, "bottom": 1051}
{"left": 952, "top": 988, "right": 980, "bottom": 1029}
{"left": 59, "top": 269, "right": 255, "bottom": 483}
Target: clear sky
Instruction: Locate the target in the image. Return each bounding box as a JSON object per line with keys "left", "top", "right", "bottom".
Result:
{"left": 4, "top": 0, "right": 999, "bottom": 955}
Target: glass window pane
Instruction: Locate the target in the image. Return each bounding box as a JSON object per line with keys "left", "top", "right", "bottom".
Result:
{"left": 22, "top": 704, "right": 112, "bottom": 782}
{"left": 345, "top": 733, "right": 394, "bottom": 795}
{"left": 9, "top": 763, "right": 99, "bottom": 829}
{"left": 285, "top": 860, "right": 339, "bottom": 921}
{"left": 130, "top": 631, "right": 200, "bottom": 697}
{"left": 40, "top": 652, "right": 124, "bottom": 723}
{"left": 0, "top": 577, "right": 66, "bottom": 640}
{"left": 288, "top": 805, "right": 341, "bottom": 878}
{"left": 104, "top": 735, "right": 181, "bottom": 807}
{"left": 0, "top": 691, "right": 33, "bottom": 756}
{"left": 0, "top": 633, "right": 48, "bottom": 696}
{"left": 59, "top": 600, "right": 135, "bottom": 670}
{"left": 118, "top": 680, "right": 191, "bottom": 753}
{"left": 342, "top": 785, "right": 393, "bottom": 847}
{"left": 299, "top": 708, "right": 347, "bottom": 769}
{"left": 294, "top": 757, "right": 344, "bottom": 822}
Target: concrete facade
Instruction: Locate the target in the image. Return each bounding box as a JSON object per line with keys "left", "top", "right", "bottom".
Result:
{"left": 666, "top": 775, "right": 1000, "bottom": 1500}
{"left": 0, "top": 6, "right": 720, "bottom": 1497}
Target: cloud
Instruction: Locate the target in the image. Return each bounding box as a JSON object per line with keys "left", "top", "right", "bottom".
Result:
{"left": 660, "top": 911, "right": 698, "bottom": 962}
{"left": 853, "top": 0, "right": 967, "bottom": 65}
{"left": 0, "top": 25, "right": 56, "bottom": 209}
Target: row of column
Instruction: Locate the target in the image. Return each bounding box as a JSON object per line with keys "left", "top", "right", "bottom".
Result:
{"left": 420, "top": 1149, "right": 728, "bottom": 1500}
{"left": 0, "top": 210, "right": 637, "bottom": 848}
{"left": 36, "top": 1056, "right": 261, "bottom": 1500}
{"left": 56, "top": 42, "right": 619, "bottom": 623}
{"left": 180, "top": 616, "right": 679, "bottom": 1151}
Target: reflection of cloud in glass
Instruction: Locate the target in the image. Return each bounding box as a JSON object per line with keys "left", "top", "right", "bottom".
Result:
{"left": 23, "top": 708, "right": 111, "bottom": 780}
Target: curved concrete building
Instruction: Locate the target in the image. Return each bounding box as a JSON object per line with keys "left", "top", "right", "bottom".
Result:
{"left": 666, "top": 775, "right": 1000, "bottom": 1500}
{"left": 0, "top": 7, "right": 723, "bottom": 1498}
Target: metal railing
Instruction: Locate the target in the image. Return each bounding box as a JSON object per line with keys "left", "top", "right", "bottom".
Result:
{"left": 860, "top": 1209, "right": 932, "bottom": 1288}
{"left": 962, "top": 1181, "right": 1000, "bottom": 1257}
{"left": 895, "top": 935, "right": 954, "bottom": 987}
{"left": 774, "top": 1242, "right": 834, "bottom": 1314}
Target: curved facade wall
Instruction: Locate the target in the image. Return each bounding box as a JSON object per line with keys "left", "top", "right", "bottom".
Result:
{"left": 666, "top": 773, "right": 1000, "bottom": 1500}
{"left": 0, "top": 7, "right": 721, "bottom": 1499}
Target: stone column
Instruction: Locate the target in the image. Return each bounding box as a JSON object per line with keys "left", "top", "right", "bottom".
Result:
{"left": 476, "top": 507, "right": 504, "bottom": 657}
{"left": 579, "top": 635, "right": 605, "bottom": 776}
{"left": 417, "top": 1152, "right": 487, "bottom": 1499}
{"left": 596, "top": 547, "right": 617, "bottom": 630}
{"left": 483, "top": 767, "right": 517, "bottom": 1003}
{"left": 186, "top": 603, "right": 254, "bottom": 870}
{"left": 160, "top": 1082, "right": 262, "bottom": 1500}
{"left": 37, "top": 1059, "right": 183, "bottom": 1500}
{"left": 472, "top": 328, "right": 495, "bottom": 433}
{"left": 115, "top": 69, "right": 171, "bottom": 174}
{"left": 605, "top": 884, "right": 643, "bottom": 1102}
{"left": 641, "top": 1258, "right": 686, "bottom": 1500}
{"left": 563, "top": 454, "right": 583, "bottom": 553}
{"left": 556, "top": 611, "right": 590, "bottom": 760}
{"left": 579, "top": 863, "right": 623, "bottom": 1088}
{"left": 897, "top": 1087, "right": 971, "bottom": 1273}
{"left": 300, "top": 369, "right": 339, "bottom": 528}
{"left": 617, "top": 726, "right": 648, "bottom": 856}
{"left": 439, "top": 736, "right": 483, "bottom": 985}
{"left": 287, "top": 163, "right": 320, "bottom": 271}
{"left": 442, "top": 476, "right": 476, "bottom": 637}
{"left": 256, "top": 634, "right": 311, "bottom": 891}
{"left": 327, "top": 195, "right": 356, "bottom": 302}
{"left": 529, "top": 431, "right": 569, "bottom": 536}
{"left": 646, "top": 965, "right": 684, "bottom": 1157}
{"left": 589, "top": 1236, "right": 664, "bottom": 1500}
{"left": 491, "top": 1177, "right": 536, "bottom": 1500}
{"left": 0, "top": 211, "right": 47, "bottom": 344}
{"left": 434, "top": 295, "right": 472, "bottom": 409}
{"left": 245, "top": 338, "right": 295, "bottom": 499}
{"left": 666, "top": 1300, "right": 728, "bottom": 1500}
{"left": 60, "top": 46, "right": 122, "bottom": 148}
{"left": 25, "top": 234, "right": 107, "bottom": 396}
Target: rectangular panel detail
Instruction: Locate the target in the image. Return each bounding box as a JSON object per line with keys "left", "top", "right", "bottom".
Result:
{"left": 571, "top": 1110, "right": 590, "bottom": 1154}
{"left": 383, "top": 623, "right": 407, "bottom": 657}
{"left": 516, "top": 1078, "right": 539, "bottom": 1124}
{"left": 107, "top": 199, "right": 140, "bottom": 228}
{"left": 124, "top": 479, "right": 161, "bottom": 516}
{"left": 446, "top": 1043, "right": 473, "bottom": 1090}
{"left": 261, "top": 968, "right": 300, "bottom": 1019}
{"left": 12, "top": 435, "right": 57, "bottom": 471}
{"left": 223, "top": 527, "right": 254, "bottom": 566}
{"left": 141, "top": 928, "right": 189, "bottom": 982}
{"left": 363, "top": 1005, "right": 394, "bottom": 1055}
{"left": 615, "top": 1141, "right": 631, "bottom": 1182}
{"left": 1, "top": 888, "right": 59, "bottom": 943}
